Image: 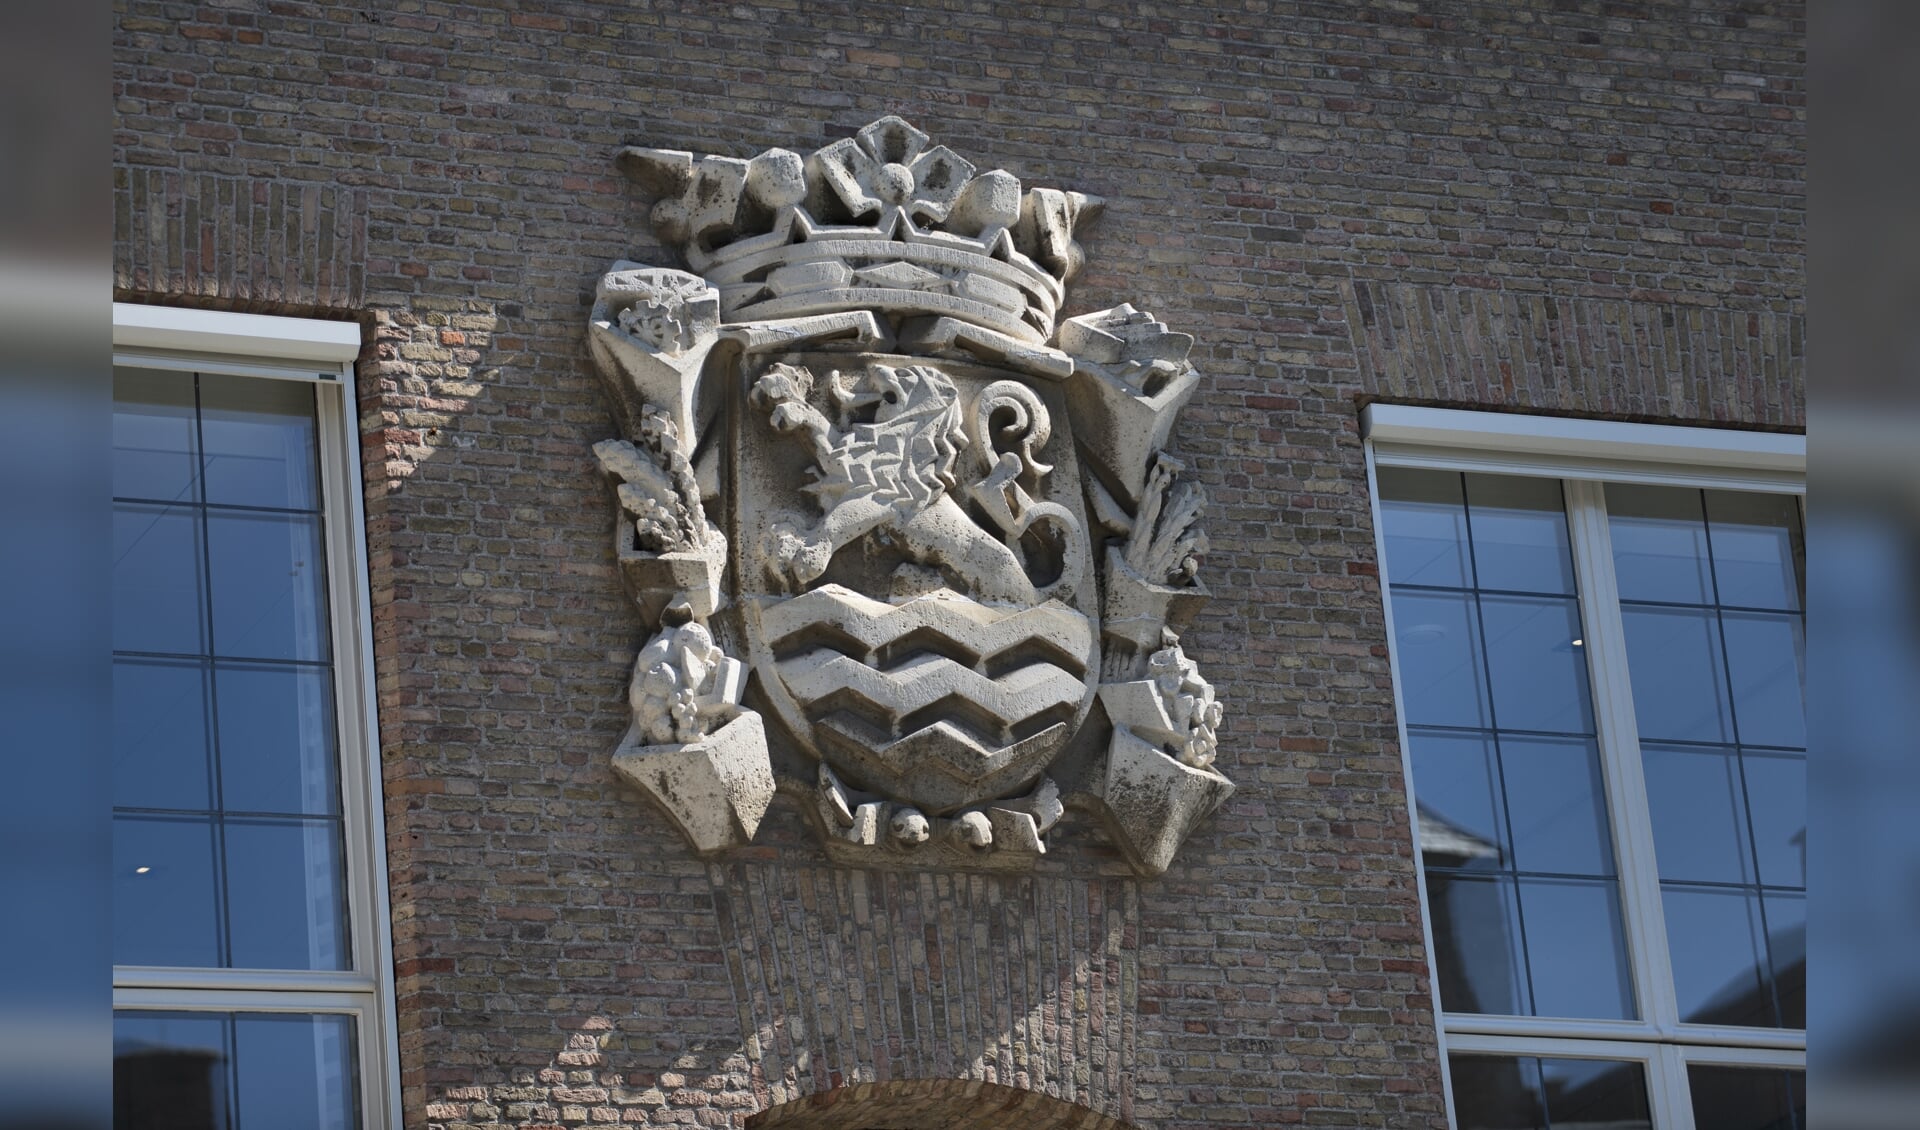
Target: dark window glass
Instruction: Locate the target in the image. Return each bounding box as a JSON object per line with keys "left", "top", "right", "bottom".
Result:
{"left": 1382, "top": 470, "right": 1630, "bottom": 1021}
{"left": 1606, "top": 484, "right": 1713, "bottom": 604}
{"left": 1702, "top": 491, "right": 1803, "bottom": 612}
{"left": 1393, "top": 591, "right": 1490, "bottom": 729}
{"left": 206, "top": 511, "right": 330, "bottom": 663}
{"left": 114, "top": 657, "right": 214, "bottom": 812}
{"left": 1608, "top": 484, "right": 1805, "bottom": 1031}
{"left": 1687, "top": 1066, "right": 1804, "bottom": 1130}
{"left": 1463, "top": 474, "right": 1575, "bottom": 595}
{"left": 1450, "top": 1055, "right": 1650, "bottom": 1130}
{"left": 1479, "top": 595, "right": 1592, "bottom": 735}
{"left": 114, "top": 368, "right": 201, "bottom": 504}
{"left": 198, "top": 374, "right": 321, "bottom": 511}
{"left": 224, "top": 819, "right": 348, "bottom": 971}
{"left": 1377, "top": 466, "right": 1472, "bottom": 588}
{"left": 113, "top": 1010, "right": 360, "bottom": 1130}
{"left": 112, "top": 368, "right": 348, "bottom": 974}
{"left": 113, "top": 502, "right": 207, "bottom": 656}
{"left": 113, "top": 815, "right": 221, "bottom": 968}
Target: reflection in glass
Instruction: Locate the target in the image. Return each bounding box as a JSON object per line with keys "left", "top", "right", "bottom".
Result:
{"left": 232, "top": 1014, "right": 360, "bottom": 1130}
{"left": 207, "top": 510, "right": 330, "bottom": 662}
{"left": 1450, "top": 1056, "right": 1650, "bottom": 1130}
{"left": 1463, "top": 474, "right": 1574, "bottom": 595}
{"left": 113, "top": 816, "right": 221, "bottom": 968}
{"left": 1620, "top": 605, "right": 1733, "bottom": 743}
{"left": 1687, "top": 1066, "right": 1804, "bottom": 1130}
{"left": 1663, "top": 886, "right": 1773, "bottom": 1028}
{"left": 1410, "top": 730, "right": 1504, "bottom": 869}
{"left": 216, "top": 663, "right": 340, "bottom": 816}
{"left": 1392, "top": 591, "right": 1490, "bottom": 729}
{"left": 113, "top": 1012, "right": 228, "bottom": 1130}
{"left": 1704, "top": 490, "right": 1803, "bottom": 612}
{"left": 1516, "top": 879, "right": 1635, "bottom": 1021}
{"left": 1427, "top": 874, "right": 1527, "bottom": 1016}
{"left": 224, "top": 819, "right": 349, "bottom": 971}
{"left": 199, "top": 373, "right": 321, "bottom": 511}
{"left": 1382, "top": 471, "right": 1631, "bottom": 1022}
{"left": 114, "top": 1011, "right": 361, "bottom": 1130}
{"left": 114, "top": 503, "right": 207, "bottom": 656}
{"left": 1377, "top": 467, "right": 1472, "bottom": 588}
{"left": 113, "top": 369, "right": 352, "bottom": 984}
{"left": 1642, "top": 744, "right": 1752, "bottom": 885}
{"left": 1764, "top": 892, "right": 1805, "bottom": 1029}
{"left": 1743, "top": 752, "right": 1807, "bottom": 889}
{"left": 1720, "top": 612, "right": 1806, "bottom": 749}
{"left": 1479, "top": 595, "right": 1593, "bottom": 735}
{"left": 1606, "top": 484, "right": 1713, "bottom": 604}
{"left": 113, "top": 367, "right": 201, "bottom": 503}
{"left": 114, "top": 658, "right": 214, "bottom": 813}
{"left": 1500, "top": 736, "right": 1611, "bottom": 877}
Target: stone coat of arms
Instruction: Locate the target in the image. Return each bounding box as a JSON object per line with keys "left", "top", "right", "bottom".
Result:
{"left": 587, "top": 117, "right": 1230, "bottom": 875}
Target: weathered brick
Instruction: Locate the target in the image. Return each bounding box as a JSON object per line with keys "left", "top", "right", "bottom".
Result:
{"left": 113, "top": 1, "right": 1802, "bottom": 1127}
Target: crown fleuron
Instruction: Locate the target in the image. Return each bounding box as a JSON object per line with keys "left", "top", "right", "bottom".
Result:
{"left": 616, "top": 117, "right": 1102, "bottom": 346}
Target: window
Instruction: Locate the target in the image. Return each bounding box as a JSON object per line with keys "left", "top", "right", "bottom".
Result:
{"left": 110, "top": 304, "right": 396, "bottom": 1129}
{"left": 1364, "top": 405, "right": 1806, "bottom": 1130}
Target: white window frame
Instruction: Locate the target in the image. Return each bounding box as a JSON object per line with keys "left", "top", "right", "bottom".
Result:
{"left": 111, "top": 303, "right": 400, "bottom": 1130}
{"left": 1362, "top": 404, "right": 1806, "bottom": 1130}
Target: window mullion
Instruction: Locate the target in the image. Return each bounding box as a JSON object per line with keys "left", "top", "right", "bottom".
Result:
{"left": 1652, "top": 1043, "right": 1698, "bottom": 1130}
{"left": 1562, "top": 479, "right": 1681, "bottom": 1035}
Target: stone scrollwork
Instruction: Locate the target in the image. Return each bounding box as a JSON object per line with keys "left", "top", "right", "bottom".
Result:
{"left": 589, "top": 116, "right": 1231, "bottom": 875}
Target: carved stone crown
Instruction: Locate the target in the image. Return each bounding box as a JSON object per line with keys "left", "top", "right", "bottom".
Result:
{"left": 618, "top": 116, "right": 1102, "bottom": 346}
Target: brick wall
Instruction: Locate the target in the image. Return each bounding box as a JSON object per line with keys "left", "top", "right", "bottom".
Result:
{"left": 113, "top": 2, "right": 1803, "bottom": 1127}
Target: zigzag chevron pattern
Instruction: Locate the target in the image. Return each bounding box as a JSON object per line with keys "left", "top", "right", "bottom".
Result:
{"left": 779, "top": 652, "right": 1085, "bottom": 731}
{"left": 761, "top": 584, "right": 1093, "bottom": 674}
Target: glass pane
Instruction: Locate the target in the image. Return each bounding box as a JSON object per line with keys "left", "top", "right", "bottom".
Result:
{"left": 114, "top": 502, "right": 207, "bottom": 656}
{"left": 223, "top": 818, "right": 349, "bottom": 971}
{"left": 1391, "top": 590, "right": 1490, "bottom": 728}
{"left": 1721, "top": 612, "right": 1806, "bottom": 748}
{"left": 1743, "top": 752, "right": 1807, "bottom": 888}
{"left": 1517, "top": 878, "right": 1636, "bottom": 1020}
{"left": 1479, "top": 595, "right": 1593, "bottom": 735}
{"left": 207, "top": 510, "right": 329, "bottom": 662}
{"left": 1687, "top": 1065, "right": 1804, "bottom": 1130}
{"left": 1620, "top": 605, "right": 1734, "bottom": 743}
{"left": 1705, "top": 490, "right": 1803, "bottom": 611}
{"left": 216, "top": 663, "right": 340, "bottom": 816}
{"left": 1539, "top": 1058, "right": 1651, "bottom": 1129}
{"left": 1607, "top": 483, "right": 1714, "bottom": 604}
{"left": 1377, "top": 467, "right": 1471, "bottom": 588}
{"left": 1664, "top": 886, "right": 1775, "bottom": 1027}
{"left": 114, "top": 657, "right": 214, "bottom": 812}
{"left": 199, "top": 373, "right": 321, "bottom": 510}
{"left": 114, "top": 1011, "right": 362, "bottom": 1130}
{"left": 113, "top": 367, "right": 200, "bottom": 504}
{"left": 114, "top": 815, "right": 220, "bottom": 968}
{"left": 1464, "top": 474, "right": 1574, "bottom": 595}
{"left": 1427, "top": 873, "right": 1527, "bottom": 1015}
{"left": 1500, "top": 736, "right": 1612, "bottom": 876}
{"left": 233, "top": 1014, "right": 359, "bottom": 1130}
{"left": 1450, "top": 1055, "right": 1546, "bottom": 1129}
{"left": 1411, "top": 730, "right": 1505, "bottom": 869}
{"left": 113, "top": 1011, "right": 229, "bottom": 1130}
{"left": 1764, "top": 892, "right": 1806, "bottom": 1028}
{"left": 1643, "top": 744, "right": 1754, "bottom": 885}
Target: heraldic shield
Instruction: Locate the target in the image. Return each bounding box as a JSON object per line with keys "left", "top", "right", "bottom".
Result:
{"left": 587, "top": 117, "right": 1232, "bottom": 876}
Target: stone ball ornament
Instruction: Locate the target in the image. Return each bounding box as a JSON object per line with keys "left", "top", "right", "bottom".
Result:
{"left": 587, "top": 116, "right": 1231, "bottom": 877}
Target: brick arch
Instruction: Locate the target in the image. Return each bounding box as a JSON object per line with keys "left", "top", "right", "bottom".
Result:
{"left": 744, "top": 1079, "right": 1140, "bottom": 1130}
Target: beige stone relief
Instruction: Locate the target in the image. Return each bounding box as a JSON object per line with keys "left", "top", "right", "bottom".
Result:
{"left": 587, "top": 117, "right": 1230, "bottom": 876}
